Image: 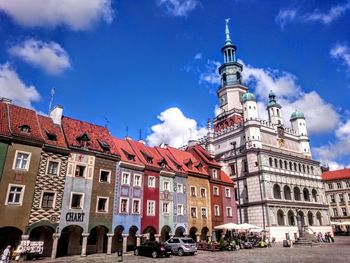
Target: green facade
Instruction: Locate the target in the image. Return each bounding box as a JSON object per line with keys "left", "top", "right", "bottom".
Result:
{"left": 0, "top": 142, "right": 8, "bottom": 182}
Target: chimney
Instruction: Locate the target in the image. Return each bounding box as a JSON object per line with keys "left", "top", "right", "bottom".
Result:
{"left": 138, "top": 139, "right": 146, "bottom": 145}
{"left": 0, "top": 97, "right": 12, "bottom": 104}
{"left": 50, "top": 105, "right": 63, "bottom": 126}
{"left": 187, "top": 140, "right": 197, "bottom": 147}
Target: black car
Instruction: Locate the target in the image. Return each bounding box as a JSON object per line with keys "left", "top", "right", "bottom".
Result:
{"left": 134, "top": 241, "right": 171, "bottom": 258}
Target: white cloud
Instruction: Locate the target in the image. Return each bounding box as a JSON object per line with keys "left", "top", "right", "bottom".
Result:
{"left": 214, "top": 104, "right": 221, "bottom": 116}
{"left": 0, "top": 63, "right": 40, "bottom": 108}
{"left": 330, "top": 43, "right": 350, "bottom": 71}
{"left": 241, "top": 60, "right": 339, "bottom": 134}
{"left": 199, "top": 59, "right": 220, "bottom": 85}
{"left": 157, "top": 0, "right": 199, "bottom": 17}
{"left": 9, "top": 39, "right": 71, "bottom": 75}
{"left": 0, "top": 0, "right": 113, "bottom": 30}
{"left": 194, "top": 53, "right": 202, "bottom": 60}
{"left": 275, "top": 1, "right": 350, "bottom": 28}
{"left": 146, "top": 107, "right": 207, "bottom": 148}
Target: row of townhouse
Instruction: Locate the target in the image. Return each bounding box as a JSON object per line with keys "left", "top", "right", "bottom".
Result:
{"left": 0, "top": 99, "right": 237, "bottom": 258}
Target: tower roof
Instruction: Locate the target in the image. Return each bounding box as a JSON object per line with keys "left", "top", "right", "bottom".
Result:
{"left": 290, "top": 110, "right": 305, "bottom": 121}
{"left": 267, "top": 90, "right": 281, "bottom": 108}
{"left": 241, "top": 92, "right": 256, "bottom": 102}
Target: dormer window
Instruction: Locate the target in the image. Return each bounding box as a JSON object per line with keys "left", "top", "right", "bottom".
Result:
{"left": 127, "top": 154, "right": 135, "bottom": 161}
{"left": 195, "top": 162, "right": 203, "bottom": 171}
{"left": 212, "top": 169, "right": 218, "bottom": 179}
{"left": 46, "top": 132, "right": 57, "bottom": 141}
{"left": 98, "top": 140, "right": 110, "bottom": 152}
{"left": 184, "top": 159, "right": 193, "bottom": 169}
{"left": 76, "top": 133, "right": 90, "bottom": 147}
{"left": 19, "top": 125, "right": 31, "bottom": 133}
{"left": 147, "top": 157, "right": 153, "bottom": 164}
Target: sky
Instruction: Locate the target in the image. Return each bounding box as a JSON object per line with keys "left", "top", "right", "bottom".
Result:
{"left": 0, "top": 0, "right": 349, "bottom": 170}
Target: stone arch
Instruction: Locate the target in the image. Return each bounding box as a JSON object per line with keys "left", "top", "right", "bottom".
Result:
{"left": 274, "top": 159, "right": 278, "bottom": 167}
{"left": 200, "top": 227, "right": 209, "bottom": 242}
{"left": 284, "top": 185, "right": 292, "bottom": 200}
{"left": 29, "top": 225, "right": 55, "bottom": 257}
{"left": 273, "top": 184, "right": 282, "bottom": 199}
{"left": 316, "top": 211, "right": 323, "bottom": 226}
{"left": 160, "top": 225, "right": 171, "bottom": 243}
{"left": 287, "top": 210, "right": 295, "bottom": 226}
{"left": 0, "top": 226, "right": 22, "bottom": 250}
{"left": 294, "top": 187, "right": 301, "bottom": 200}
{"left": 127, "top": 225, "right": 138, "bottom": 251}
{"left": 189, "top": 227, "right": 198, "bottom": 242}
{"left": 57, "top": 225, "right": 83, "bottom": 257}
{"left": 303, "top": 188, "right": 310, "bottom": 201}
{"left": 174, "top": 226, "right": 185, "bottom": 237}
{"left": 312, "top": 189, "right": 318, "bottom": 202}
{"left": 112, "top": 225, "right": 124, "bottom": 253}
{"left": 294, "top": 163, "right": 297, "bottom": 171}
{"left": 279, "top": 159, "right": 283, "bottom": 169}
{"left": 143, "top": 226, "right": 156, "bottom": 241}
{"left": 89, "top": 225, "right": 108, "bottom": 254}
{"left": 269, "top": 157, "right": 273, "bottom": 167}
{"left": 277, "top": 209, "right": 285, "bottom": 226}
{"left": 284, "top": 160, "right": 288, "bottom": 170}
{"left": 307, "top": 211, "right": 314, "bottom": 226}
{"left": 289, "top": 161, "right": 292, "bottom": 170}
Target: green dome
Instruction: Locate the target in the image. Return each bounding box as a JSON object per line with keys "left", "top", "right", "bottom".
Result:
{"left": 290, "top": 110, "right": 305, "bottom": 121}
{"left": 241, "top": 92, "right": 256, "bottom": 102}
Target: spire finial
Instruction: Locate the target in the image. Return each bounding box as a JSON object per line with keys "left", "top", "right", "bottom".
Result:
{"left": 225, "top": 18, "right": 232, "bottom": 44}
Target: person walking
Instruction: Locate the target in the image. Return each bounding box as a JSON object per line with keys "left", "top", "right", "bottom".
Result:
{"left": 1, "top": 245, "right": 11, "bottom": 263}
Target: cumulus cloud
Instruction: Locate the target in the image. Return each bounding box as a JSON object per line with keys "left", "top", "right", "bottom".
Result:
{"left": 0, "top": 63, "right": 40, "bottom": 108}
{"left": 9, "top": 39, "right": 71, "bottom": 75}
{"left": 157, "top": 0, "right": 199, "bottom": 17}
{"left": 194, "top": 53, "right": 202, "bottom": 60}
{"left": 146, "top": 107, "right": 207, "bottom": 148}
{"left": 0, "top": 0, "right": 114, "bottom": 30}
{"left": 275, "top": 1, "right": 350, "bottom": 28}
{"left": 199, "top": 59, "right": 220, "bottom": 85}
{"left": 330, "top": 43, "right": 350, "bottom": 71}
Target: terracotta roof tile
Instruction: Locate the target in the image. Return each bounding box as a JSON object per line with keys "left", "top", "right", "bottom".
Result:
{"left": 0, "top": 102, "right": 10, "bottom": 137}
{"left": 220, "top": 170, "right": 234, "bottom": 184}
{"left": 126, "top": 139, "right": 161, "bottom": 169}
{"left": 155, "top": 147, "right": 184, "bottom": 174}
{"left": 37, "top": 115, "right": 67, "bottom": 148}
{"left": 188, "top": 145, "right": 220, "bottom": 167}
{"left": 322, "top": 168, "right": 350, "bottom": 181}
{"left": 112, "top": 137, "right": 143, "bottom": 166}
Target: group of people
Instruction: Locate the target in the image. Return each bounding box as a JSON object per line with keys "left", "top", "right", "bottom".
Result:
{"left": 216, "top": 231, "right": 271, "bottom": 250}
{"left": 314, "top": 232, "right": 334, "bottom": 243}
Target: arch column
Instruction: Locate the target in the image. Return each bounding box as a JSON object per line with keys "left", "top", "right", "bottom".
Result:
{"left": 107, "top": 233, "right": 114, "bottom": 255}
{"left": 81, "top": 233, "right": 89, "bottom": 257}
{"left": 51, "top": 233, "right": 60, "bottom": 259}
{"left": 196, "top": 233, "right": 200, "bottom": 242}
{"left": 136, "top": 235, "right": 143, "bottom": 247}
{"left": 122, "top": 234, "right": 129, "bottom": 253}
{"left": 154, "top": 234, "right": 160, "bottom": 242}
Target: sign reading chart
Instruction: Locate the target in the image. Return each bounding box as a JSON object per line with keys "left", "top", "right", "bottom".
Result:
{"left": 66, "top": 212, "right": 85, "bottom": 222}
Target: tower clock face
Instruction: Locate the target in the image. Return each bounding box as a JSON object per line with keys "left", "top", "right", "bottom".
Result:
{"left": 227, "top": 68, "right": 234, "bottom": 74}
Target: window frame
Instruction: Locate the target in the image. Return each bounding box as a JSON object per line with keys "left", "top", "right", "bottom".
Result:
{"left": 177, "top": 183, "right": 183, "bottom": 193}
{"left": 163, "top": 180, "right": 170, "bottom": 191}
{"left": 148, "top": 176, "right": 155, "bottom": 188}
{"left": 46, "top": 159, "right": 61, "bottom": 176}
{"left": 119, "top": 197, "right": 129, "bottom": 214}
{"left": 40, "top": 190, "right": 56, "bottom": 209}
{"left": 225, "top": 187, "right": 231, "bottom": 198}
{"left": 5, "top": 184, "right": 25, "bottom": 206}
{"left": 121, "top": 172, "right": 131, "bottom": 185}
{"left": 74, "top": 164, "right": 87, "bottom": 178}
{"left": 147, "top": 200, "right": 156, "bottom": 216}
{"left": 200, "top": 187, "right": 207, "bottom": 198}
{"left": 132, "top": 198, "right": 141, "bottom": 214}
{"left": 190, "top": 206, "right": 197, "bottom": 218}
{"left": 337, "top": 182, "right": 342, "bottom": 189}
{"left": 96, "top": 196, "right": 109, "bottom": 213}
{"left": 99, "top": 169, "right": 111, "bottom": 183}
{"left": 177, "top": 204, "right": 184, "bottom": 215}
{"left": 70, "top": 192, "right": 84, "bottom": 210}
{"left": 212, "top": 169, "right": 218, "bottom": 178}
{"left": 213, "top": 186, "right": 219, "bottom": 196}
{"left": 133, "top": 173, "right": 142, "bottom": 187}
{"left": 12, "top": 150, "right": 31, "bottom": 171}
{"left": 201, "top": 207, "right": 208, "bottom": 219}
{"left": 214, "top": 205, "right": 220, "bottom": 216}
{"left": 226, "top": 207, "right": 233, "bottom": 217}
{"left": 162, "top": 201, "right": 171, "bottom": 215}
{"left": 190, "top": 186, "right": 197, "bottom": 197}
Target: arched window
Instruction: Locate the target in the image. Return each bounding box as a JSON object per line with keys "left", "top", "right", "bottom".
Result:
{"left": 308, "top": 211, "right": 314, "bottom": 226}
{"left": 289, "top": 162, "right": 293, "bottom": 170}
{"left": 294, "top": 187, "right": 301, "bottom": 201}
{"left": 276, "top": 109, "right": 280, "bottom": 117}
{"left": 303, "top": 188, "right": 310, "bottom": 201}
{"left": 284, "top": 186, "right": 292, "bottom": 200}
{"left": 277, "top": 209, "right": 285, "bottom": 226}
{"left": 312, "top": 189, "right": 317, "bottom": 202}
{"left": 274, "top": 159, "right": 278, "bottom": 167}
{"left": 269, "top": 157, "right": 273, "bottom": 167}
{"left": 311, "top": 166, "right": 314, "bottom": 174}
{"left": 298, "top": 164, "right": 302, "bottom": 172}
{"left": 273, "top": 184, "right": 282, "bottom": 199}
{"left": 288, "top": 210, "right": 295, "bottom": 226}
{"left": 284, "top": 161, "right": 288, "bottom": 170}
{"left": 316, "top": 212, "right": 322, "bottom": 226}
{"left": 303, "top": 164, "right": 306, "bottom": 173}
{"left": 298, "top": 211, "right": 305, "bottom": 226}
{"left": 307, "top": 166, "right": 310, "bottom": 174}
{"left": 279, "top": 160, "right": 283, "bottom": 169}
{"left": 294, "top": 163, "right": 297, "bottom": 171}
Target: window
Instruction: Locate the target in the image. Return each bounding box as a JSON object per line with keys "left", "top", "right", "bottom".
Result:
{"left": 333, "top": 208, "right": 338, "bottom": 217}
{"left": 147, "top": 200, "right": 155, "bottom": 216}
{"left": 348, "top": 193, "right": 350, "bottom": 201}
{"left": 132, "top": 199, "right": 140, "bottom": 214}
{"left": 19, "top": 125, "right": 31, "bottom": 133}
{"left": 212, "top": 169, "right": 218, "bottom": 178}
{"left": 339, "top": 194, "right": 344, "bottom": 202}
{"left": 177, "top": 184, "right": 183, "bottom": 193}
{"left": 269, "top": 158, "right": 273, "bottom": 167}
{"left": 134, "top": 174, "right": 141, "bottom": 187}
{"left": 121, "top": 172, "right": 130, "bottom": 185}
{"left": 330, "top": 195, "right": 335, "bottom": 203}
{"left": 342, "top": 207, "right": 347, "bottom": 216}
{"left": 243, "top": 160, "right": 248, "bottom": 172}
{"left": 162, "top": 202, "right": 170, "bottom": 215}
{"left": 148, "top": 176, "right": 155, "bottom": 188}
{"left": 99, "top": 170, "right": 111, "bottom": 183}
{"left": 97, "top": 197, "right": 108, "bottom": 213}
{"left": 75, "top": 165, "right": 86, "bottom": 177}
{"left": 200, "top": 188, "right": 206, "bottom": 198}
{"left": 177, "top": 204, "right": 184, "bottom": 215}
{"left": 346, "top": 181, "right": 350, "bottom": 188}
{"left": 190, "top": 207, "right": 197, "bottom": 218}
{"left": 70, "top": 193, "right": 83, "bottom": 209}
{"left": 214, "top": 205, "right": 220, "bottom": 216}
{"left": 46, "top": 132, "right": 57, "bottom": 141}
{"left": 163, "top": 181, "right": 170, "bottom": 191}
{"left": 120, "top": 198, "right": 129, "bottom": 213}
{"left": 213, "top": 186, "right": 219, "bottom": 196}
{"left": 41, "top": 192, "right": 55, "bottom": 209}
{"left": 230, "top": 164, "right": 236, "bottom": 175}
{"left": 201, "top": 208, "right": 207, "bottom": 218}
{"left": 47, "top": 160, "right": 59, "bottom": 175}
{"left": 225, "top": 188, "right": 231, "bottom": 198}
{"left": 190, "top": 186, "right": 196, "bottom": 197}
{"left": 13, "top": 151, "right": 30, "bottom": 170}
{"left": 226, "top": 207, "right": 233, "bottom": 217}
{"left": 337, "top": 182, "right": 342, "bottom": 189}
{"left": 328, "top": 183, "right": 333, "bottom": 190}
{"left": 6, "top": 185, "right": 24, "bottom": 205}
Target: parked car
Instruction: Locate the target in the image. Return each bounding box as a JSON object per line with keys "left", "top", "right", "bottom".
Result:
{"left": 134, "top": 241, "right": 171, "bottom": 258}
{"left": 165, "top": 237, "right": 197, "bottom": 256}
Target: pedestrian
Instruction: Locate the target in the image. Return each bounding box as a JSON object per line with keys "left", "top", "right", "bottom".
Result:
{"left": 1, "top": 245, "right": 11, "bottom": 263}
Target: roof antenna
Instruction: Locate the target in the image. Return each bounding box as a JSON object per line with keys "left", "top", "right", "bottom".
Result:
{"left": 126, "top": 126, "right": 129, "bottom": 137}
{"left": 104, "top": 116, "right": 111, "bottom": 129}
{"left": 48, "top": 87, "right": 55, "bottom": 114}
{"left": 139, "top": 128, "right": 142, "bottom": 140}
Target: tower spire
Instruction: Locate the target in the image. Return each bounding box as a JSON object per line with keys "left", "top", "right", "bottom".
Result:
{"left": 225, "top": 18, "right": 232, "bottom": 45}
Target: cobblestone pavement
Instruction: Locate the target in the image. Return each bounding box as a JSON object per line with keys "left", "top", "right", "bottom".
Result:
{"left": 37, "top": 236, "right": 350, "bottom": 263}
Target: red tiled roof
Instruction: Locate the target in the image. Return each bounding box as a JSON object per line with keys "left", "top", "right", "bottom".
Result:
{"left": 0, "top": 102, "right": 10, "bottom": 137}
{"left": 37, "top": 115, "right": 67, "bottom": 148}
{"left": 188, "top": 145, "right": 220, "bottom": 167}
{"left": 62, "top": 116, "right": 119, "bottom": 156}
{"left": 220, "top": 170, "right": 234, "bottom": 184}
{"left": 112, "top": 137, "right": 143, "bottom": 166}
{"left": 126, "top": 139, "right": 161, "bottom": 169}
{"left": 322, "top": 168, "right": 350, "bottom": 181}
{"left": 8, "top": 104, "right": 44, "bottom": 143}
{"left": 155, "top": 147, "right": 184, "bottom": 174}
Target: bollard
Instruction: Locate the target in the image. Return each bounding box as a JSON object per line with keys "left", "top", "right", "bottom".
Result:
{"left": 117, "top": 247, "right": 123, "bottom": 262}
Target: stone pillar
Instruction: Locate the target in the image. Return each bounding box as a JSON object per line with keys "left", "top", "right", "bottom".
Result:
{"left": 196, "top": 233, "right": 200, "bottom": 243}
{"left": 154, "top": 234, "right": 160, "bottom": 242}
{"left": 136, "top": 235, "right": 143, "bottom": 247}
{"left": 107, "top": 233, "right": 114, "bottom": 255}
{"left": 51, "top": 233, "right": 60, "bottom": 259}
{"left": 296, "top": 213, "right": 303, "bottom": 238}
{"left": 122, "top": 234, "right": 129, "bottom": 253}
{"left": 81, "top": 233, "right": 89, "bottom": 257}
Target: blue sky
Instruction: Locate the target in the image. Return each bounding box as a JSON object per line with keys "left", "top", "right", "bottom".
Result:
{"left": 0, "top": 0, "right": 349, "bottom": 170}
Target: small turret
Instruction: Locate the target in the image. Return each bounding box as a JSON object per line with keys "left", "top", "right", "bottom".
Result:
{"left": 290, "top": 110, "right": 311, "bottom": 158}
{"left": 242, "top": 92, "right": 262, "bottom": 148}
{"left": 266, "top": 91, "right": 283, "bottom": 125}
